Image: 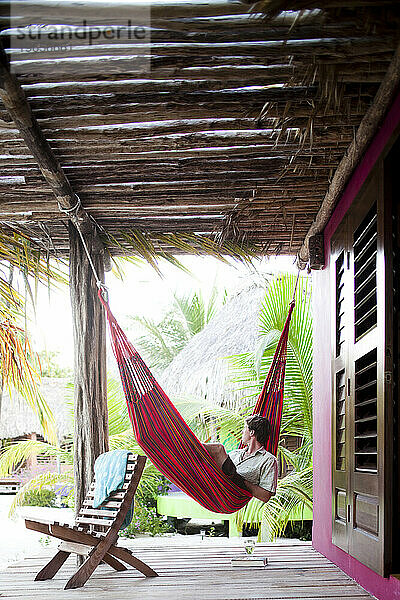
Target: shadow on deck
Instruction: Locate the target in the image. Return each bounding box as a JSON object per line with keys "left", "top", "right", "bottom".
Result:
{"left": 0, "top": 538, "right": 375, "bottom": 600}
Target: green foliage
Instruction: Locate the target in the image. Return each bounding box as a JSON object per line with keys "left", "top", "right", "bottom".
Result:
{"left": 120, "top": 504, "right": 173, "bottom": 538}
{"left": 0, "top": 439, "right": 73, "bottom": 477}
{"left": 2, "top": 377, "right": 169, "bottom": 519}
{"left": 135, "top": 474, "right": 171, "bottom": 509}
{"left": 282, "top": 520, "right": 312, "bottom": 541}
{"left": 258, "top": 466, "right": 313, "bottom": 541}
{"left": 0, "top": 319, "right": 57, "bottom": 445}
{"left": 175, "top": 274, "right": 313, "bottom": 541}
{"left": 0, "top": 233, "right": 66, "bottom": 444}
{"left": 8, "top": 471, "right": 73, "bottom": 517}
{"left": 23, "top": 488, "right": 57, "bottom": 508}
{"left": 229, "top": 274, "right": 313, "bottom": 540}
{"left": 131, "top": 285, "right": 228, "bottom": 372}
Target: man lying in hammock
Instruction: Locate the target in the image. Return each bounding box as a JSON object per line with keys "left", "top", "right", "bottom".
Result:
{"left": 205, "top": 415, "right": 278, "bottom": 503}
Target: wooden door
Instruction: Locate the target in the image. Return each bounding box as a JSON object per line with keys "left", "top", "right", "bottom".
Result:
{"left": 331, "top": 162, "right": 393, "bottom": 576}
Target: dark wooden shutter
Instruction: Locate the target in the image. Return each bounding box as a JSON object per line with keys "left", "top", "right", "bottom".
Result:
{"left": 331, "top": 221, "right": 350, "bottom": 553}
{"left": 331, "top": 163, "right": 393, "bottom": 576}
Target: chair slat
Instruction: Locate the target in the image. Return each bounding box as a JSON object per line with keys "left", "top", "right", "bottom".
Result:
{"left": 76, "top": 516, "right": 114, "bottom": 527}
{"left": 102, "top": 491, "right": 125, "bottom": 500}
{"left": 86, "top": 483, "right": 129, "bottom": 501}
{"left": 79, "top": 508, "right": 119, "bottom": 518}
{"left": 83, "top": 499, "right": 122, "bottom": 509}
{"left": 86, "top": 488, "right": 126, "bottom": 500}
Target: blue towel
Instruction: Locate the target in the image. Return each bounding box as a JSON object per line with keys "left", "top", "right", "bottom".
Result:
{"left": 93, "top": 450, "right": 130, "bottom": 508}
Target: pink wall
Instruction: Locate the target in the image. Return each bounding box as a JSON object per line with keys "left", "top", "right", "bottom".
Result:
{"left": 312, "top": 90, "right": 400, "bottom": 600}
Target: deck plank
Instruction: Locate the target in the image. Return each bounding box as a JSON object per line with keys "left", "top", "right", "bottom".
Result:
{"left": 0, "top": 540, "right": 375, "bottom": 600}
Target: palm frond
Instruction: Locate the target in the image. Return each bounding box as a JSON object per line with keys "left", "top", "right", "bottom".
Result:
{"left": 109, "top": 429, "right": 141, "bottom": 451}
{"left": 130, "top": 284, "right": 228, "bottom": 373}
{"left": 259, "top": 467, "right": 313, "bottom": 541}
{"left": 104, "top": 229, "right": 259, "bottom": 275}
{"left": 0, "top": 439, "right": 72, "bottom": 477}
{"left": 0, "top": 230, "right": 67, "bottom": 444}
{"left": 175, "top": 397, "right": 245, "bottom": 447}
{"left": 8, "top": 470, "right": 73, "bottom": 518}
{"left": 235, "top": 497, "right": 265, "bottom": 534}
{"left": 130, "top": 315, "right": 184, "bottom": 371}
{"left": 0, "top": 321, "right": 57, "bottom": 444}
{"left": 0, "top": 231, "right": 66, "bottom": 288}
{"left": 228, "top": 274, "right": 312, "bottom": 440}
{"left": 106, "top": 378, "right": 130, "bottom": 435}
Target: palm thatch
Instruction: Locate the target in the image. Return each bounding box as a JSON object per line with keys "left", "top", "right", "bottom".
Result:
{"left": 160, "top": 283, "right": 266, "bottom": 407}
{"left": 0, "top": 377, "right": 72, "bottom": 441}
{"left": 0, "top": 1, "right": 399, "bottom": 259}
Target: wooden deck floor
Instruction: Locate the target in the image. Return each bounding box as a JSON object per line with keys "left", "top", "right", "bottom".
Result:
{"left": 0, "top": 539, "right": 376, "bottom": 600}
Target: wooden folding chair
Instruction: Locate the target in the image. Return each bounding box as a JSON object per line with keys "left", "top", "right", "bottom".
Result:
{"left": 25, "top": 453, "right": 158, "bottom": 589}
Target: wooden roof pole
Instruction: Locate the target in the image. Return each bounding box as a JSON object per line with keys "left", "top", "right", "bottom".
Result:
{"left": 0, "top": 46, "right": 109, "bottom": 519}
{"left": 297, "top": 42, "right": 400, "bottom": 269}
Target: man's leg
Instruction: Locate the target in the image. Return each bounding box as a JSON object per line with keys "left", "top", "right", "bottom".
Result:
{"left": 204, "top": 443, "right": 247, "bottom": 490}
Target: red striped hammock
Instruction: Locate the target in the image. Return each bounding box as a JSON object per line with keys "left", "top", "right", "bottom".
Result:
{"left": 100, "top": 293, "right": 295, "bottom": 514}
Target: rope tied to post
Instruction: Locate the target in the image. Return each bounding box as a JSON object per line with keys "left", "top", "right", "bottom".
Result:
{"left": 57, "top": 194, "right": 109, "bottom": 301}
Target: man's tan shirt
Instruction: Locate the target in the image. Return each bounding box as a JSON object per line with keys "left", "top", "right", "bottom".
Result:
{"left": 228, "top": 447, "right": 278, "bottom": 494}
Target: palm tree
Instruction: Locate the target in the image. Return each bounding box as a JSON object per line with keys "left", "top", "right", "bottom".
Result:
{"left": 174, "top": 273, "right": 313, "bottom": 540}
{"left": 0, "top": 230, "right": 65, "bottom": 443}
{"left": 130, "top": 285, "right": 228, "bottom": 372}
{"left": 226, "top": 273, "right": 313, "bottom": 539}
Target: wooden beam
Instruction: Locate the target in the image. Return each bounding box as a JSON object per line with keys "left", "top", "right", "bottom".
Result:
{"left": 7, "top": 86, "right": 318, "bottom": 112}
{"left": 10, "top": 1, "right": 249, "bottom": 22}
{"left": 10, "top": 37, "right": 397, "bottom": 60}
{"left": 7, "top": 22, "right": 377, "bottom": 47}
{"left": 0, "top": 47, "right": 79, "bottom": 212}
{"left": 297, "top": 42, "right": 400, "bottom": 268}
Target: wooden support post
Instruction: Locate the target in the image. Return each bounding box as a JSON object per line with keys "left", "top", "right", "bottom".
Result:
{"left": 69, "top": 221, "right": 108, "bottom": 516}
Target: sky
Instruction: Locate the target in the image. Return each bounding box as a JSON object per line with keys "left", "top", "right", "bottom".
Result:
{"left": 29, "top": 254, "right": 299, "bottom": 369}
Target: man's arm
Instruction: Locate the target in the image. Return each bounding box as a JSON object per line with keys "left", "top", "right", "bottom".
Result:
{"left": 243, "top": 455, "right": 278, "bottom": 502}
{"left": 242, "top": 480, "right": 273, "bottom": 503}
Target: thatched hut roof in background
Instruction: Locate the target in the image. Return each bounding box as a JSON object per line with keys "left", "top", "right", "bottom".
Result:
{"left": 0, "top": 378, "right": 72, "bottom": 441}
{"left": 160, "top": 284, "right": 265, "bottom": 407}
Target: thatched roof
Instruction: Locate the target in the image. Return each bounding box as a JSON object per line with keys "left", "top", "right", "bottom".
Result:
{"left": 0, "top": 1, "right": 399, "bottom": 258}
{"left": 160, "top": 284, "right": 265, "bottom": 406}
{"left": 0, "top": 377, "right": 72, "bottom": 440}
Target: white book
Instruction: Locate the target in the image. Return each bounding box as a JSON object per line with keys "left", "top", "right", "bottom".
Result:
{"left": 231, "top": 556, "right": 268, "bottom": 567}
